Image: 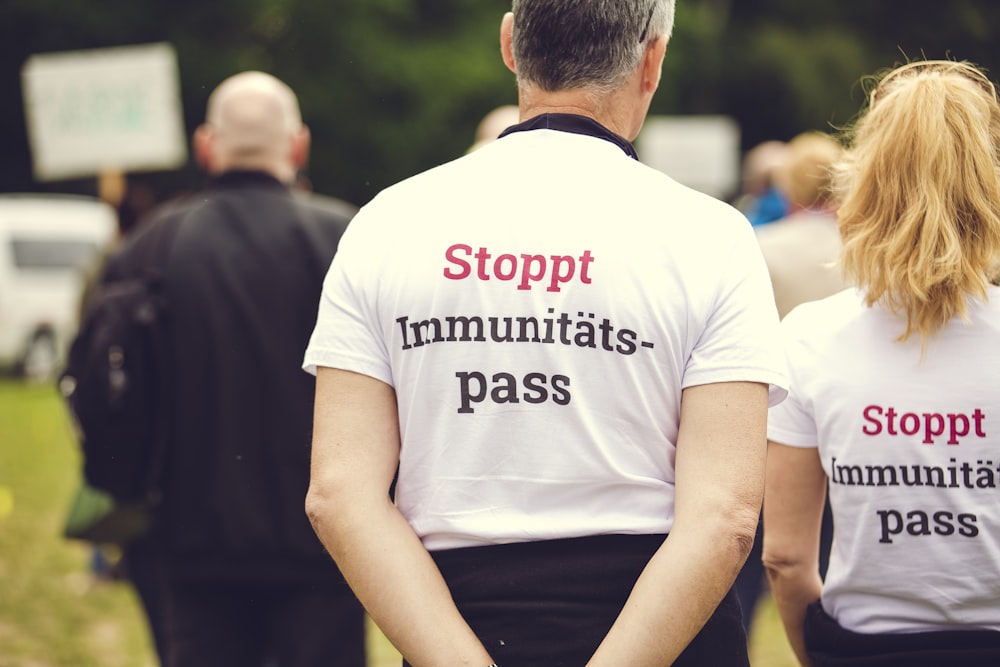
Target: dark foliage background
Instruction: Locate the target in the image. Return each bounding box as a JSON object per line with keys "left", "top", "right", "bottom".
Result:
{"left": 1, "top": 0, "right": 998, "bottom": 207}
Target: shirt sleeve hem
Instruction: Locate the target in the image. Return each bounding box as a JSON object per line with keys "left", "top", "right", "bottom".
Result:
{"left": 682, "top": 368, "right": 789, "bottom": 407}
{"left": 766, "top": 424, "right": 819, "bottom": 448}
{"left": 301, "top": 348, "right": 394, "bottom": 386}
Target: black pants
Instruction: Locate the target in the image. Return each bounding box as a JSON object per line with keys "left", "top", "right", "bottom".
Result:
{"left": 163, "top": 578, "right": 365, "bottom": 667}
{"left": 121, "top": 537, "right": 169, "bottom": 664}
{"left": 804, "top": 600, "right": 1000, "bottom": 667}
{"left": 413, "top": 534, "right": 748, "bottom": 667}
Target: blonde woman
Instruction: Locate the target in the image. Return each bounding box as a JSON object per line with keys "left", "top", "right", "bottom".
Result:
{"left": 763, "top": 60, "right": 1000, "bottom": 666}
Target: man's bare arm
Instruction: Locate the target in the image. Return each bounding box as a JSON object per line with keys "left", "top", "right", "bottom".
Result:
{"left": 304, "top": 367, "right": 494, "bottom": 667}
{"left": 587, "top": 381, "right": 769, "bottom": 666}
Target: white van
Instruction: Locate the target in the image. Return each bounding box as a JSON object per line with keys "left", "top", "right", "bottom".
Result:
{"left": 0, "top": 194, "right": 117, "bottom": 381}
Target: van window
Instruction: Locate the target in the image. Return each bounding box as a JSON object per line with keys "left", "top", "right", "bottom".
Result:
{"left": 11, "top": 238, "right": 103, "bottom": 271}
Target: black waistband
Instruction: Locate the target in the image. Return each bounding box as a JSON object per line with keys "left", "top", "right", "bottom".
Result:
{"left": 423, "top": 534, "right": 748, "bottom": 667}
{"left": 804, "top": 600, "right": 1000, "bottom": 666}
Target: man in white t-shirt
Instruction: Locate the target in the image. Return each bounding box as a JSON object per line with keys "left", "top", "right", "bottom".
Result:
{"left": 303, "top": 2, "right": 787, "bottom": 665}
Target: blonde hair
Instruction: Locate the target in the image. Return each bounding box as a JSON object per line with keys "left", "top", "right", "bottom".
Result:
{"left": 774, "top": 132, "right": 843, "bottom": 210}
{"left": 835, "top": 60, "right": 1000, "bottom": 344}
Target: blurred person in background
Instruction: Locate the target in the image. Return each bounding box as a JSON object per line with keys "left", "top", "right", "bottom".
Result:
{"left": 71, "top": 169, "right": 166, "bottom": 657}
{"left": 734, "top": 139, "right": 790, "bottom": 228}
{"left": 757, "top": 131, "right": 848, "bottom": 318}
{"left": 100, "top": 70, "right": 365, "bottom": 667}
{"left": 304, "top": 1, "right": 787, "bottom": 665}
{"left": 466, "top": 104, "right": 520, "bottom": 153}
{"left": 764, "top": 59, "right": 1000, "bottom": 666}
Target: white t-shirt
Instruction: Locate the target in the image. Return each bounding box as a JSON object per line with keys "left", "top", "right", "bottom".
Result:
{"left": 305, "top": 122, "right": 788, "bottom": 550}
{"left": 768, "top": 288, "right": 1000, "bottom": 633}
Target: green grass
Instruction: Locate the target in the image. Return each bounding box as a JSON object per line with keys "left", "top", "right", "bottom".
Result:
{"left": 0, "top": 378, "right": 797, "bottom": 667}
{"left": 0, "top": 379, "right": 156, "bottom": 667}
{"left": 749, "top": 592, "right": 798, "bottom": 667}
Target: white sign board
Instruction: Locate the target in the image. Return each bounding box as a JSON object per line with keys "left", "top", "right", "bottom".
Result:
{"left": 21, "top": 43, "right": 188, "bottom": 182}
{"left": 636, "top": 115, "right": 740, "bottom": 201}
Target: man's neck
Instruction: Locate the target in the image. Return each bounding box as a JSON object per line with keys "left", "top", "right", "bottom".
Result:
{"left": 210, "top": 160, "right": 295, "bottom": 185}
{"left": 518, "top": 86, "right": 643, "bottom": 141}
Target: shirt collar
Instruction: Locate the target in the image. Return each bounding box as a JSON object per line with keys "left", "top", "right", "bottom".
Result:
{"left": 208, "top": 170, "right": 288, "bottom": 191}
{"left": 498, "top": 113, "right": 639, "bottom": 160}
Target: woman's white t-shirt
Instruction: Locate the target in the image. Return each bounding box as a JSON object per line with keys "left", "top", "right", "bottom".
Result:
{"left": 769, "top": 287, "right": 1000, "bottom": 633}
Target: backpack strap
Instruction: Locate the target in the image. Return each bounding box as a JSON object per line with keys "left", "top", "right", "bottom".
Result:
{"left": 101, "top": 213, "right": 184, "bottom": 508}
{"left": 135, "top": 215, "right": 183, "bottom": 508}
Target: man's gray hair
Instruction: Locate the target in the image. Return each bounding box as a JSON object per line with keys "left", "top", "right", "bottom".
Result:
{"left": 511, "top": 0, "right": 675, "bottom": 93}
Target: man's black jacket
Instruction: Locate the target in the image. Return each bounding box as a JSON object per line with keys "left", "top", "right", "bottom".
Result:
{"left": 105, "top": 170, "right": 355, "bottom": 584}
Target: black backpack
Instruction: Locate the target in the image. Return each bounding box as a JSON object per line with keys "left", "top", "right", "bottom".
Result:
{"left": 59, "top": 216, "right": 181, "bottom": 503}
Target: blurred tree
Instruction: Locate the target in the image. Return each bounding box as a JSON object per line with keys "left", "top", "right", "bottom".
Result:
{"left": 0, "top": 0, "right": 513, "bottom": 206}
{"left": 0, "top": 0, "right": 998, "bottom": 207}
{"left": 275, "top": 0, "right": 514, "bottom": 204}
{"left": 726, "top": 0, "right": 1000, "bottom": 148}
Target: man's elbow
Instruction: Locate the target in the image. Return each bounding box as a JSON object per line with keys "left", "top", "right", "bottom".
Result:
{"left": 304, "top": 482, "right": 332, "bottom": 536}
{"left": 305, "top": 477, "right": 354, "bottom": 540}
{"left": 689, "top": 502, "right": 761, "bottom": 568}
{"left": 305, "top": 473, "right": 387, "bottom": 549}
{"left": 728, "top": 505, "right": 761, "bottom": 562}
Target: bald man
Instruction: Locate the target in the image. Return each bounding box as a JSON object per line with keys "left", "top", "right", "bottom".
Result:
{"left": 99, "top": 71, "right": 365, "bottom": 667}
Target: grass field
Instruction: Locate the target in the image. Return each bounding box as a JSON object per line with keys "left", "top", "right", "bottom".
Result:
{"left": 0, "top": 378, "right": 797, "bottom": 667}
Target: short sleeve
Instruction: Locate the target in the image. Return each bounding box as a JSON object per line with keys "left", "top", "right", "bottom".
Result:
{"left": 302, "top": 213, "right": 394, "bottom": 384}
{"left": 682, "top": 219, "right": 789, "bottom": 406}
{"left": 766, "top": 308, "right": 819, "bottom": 447}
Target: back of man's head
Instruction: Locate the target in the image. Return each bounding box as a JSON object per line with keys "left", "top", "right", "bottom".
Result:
{"left": 511, "top": 0, "right": 675, "bottom": 92}
{"left": 196, "top": 71, "right": 307, "bottom": 183}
